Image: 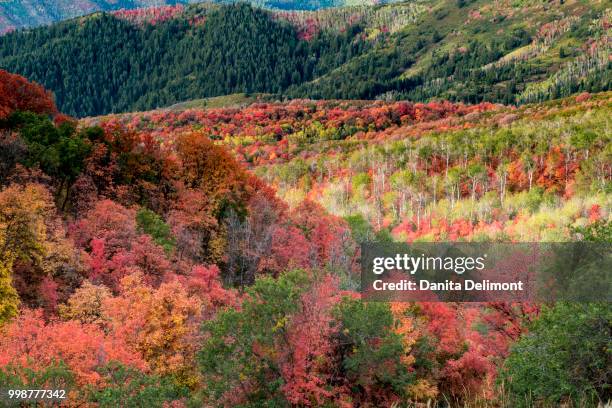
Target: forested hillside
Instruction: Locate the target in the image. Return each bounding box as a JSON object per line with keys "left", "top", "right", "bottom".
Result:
{"left": 91, "top": 91, "right": 612, "bottom": 244}
{"left": 1, "top": 0, "right": 609, "bottom": 117}
{"left": 1, "top": 70, "right": 610, "bottom": 407}
{"left": 287, "top": 0, "right": 611, "bottom": 103}
{"left": 0, "top": 3, "right": 373, "bottom": 117}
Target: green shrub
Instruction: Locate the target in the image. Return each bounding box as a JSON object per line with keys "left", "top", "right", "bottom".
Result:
{"left": 136, "top": 208, "right": 176, "bottom": 254}
{"left": 500, "top": 302, "right": 611, "bottom": 407}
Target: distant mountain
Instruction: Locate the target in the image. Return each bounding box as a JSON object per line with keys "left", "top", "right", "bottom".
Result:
{"left": 0, "top": 1, "right": 182, "bottom": 33}
{"left": 0, "top": 0, "right": 393, "bottom": 33}
{"left": 0, "top": 1, "right": 609, "bottom": 117}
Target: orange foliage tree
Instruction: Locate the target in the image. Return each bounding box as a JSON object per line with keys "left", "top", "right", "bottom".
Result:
{"left": 102, "top": 273, "right": 204, "bottom": 387}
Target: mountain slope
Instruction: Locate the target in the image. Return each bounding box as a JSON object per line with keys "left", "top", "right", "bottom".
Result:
{"left": 0, "top": 3, "right": 372, "bottom": 116}
{"left": 287, "top": 0, "right": 611, "bottom": 103}
{"left": 0, "top": 1, "right": 609, "bottom": 117}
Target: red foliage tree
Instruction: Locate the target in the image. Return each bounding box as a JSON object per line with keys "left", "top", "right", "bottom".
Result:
{"left": 0, "top": 309, "right": 144, "bottom": 385}
{"left": 0, "top": 70, "right": 57, "bottom": 119}
{"left": 72, "top": 200, "right": 175, "bottom": 290}
{"left": 279, "top": 275, "right": 343, "bottom": 406}
{"left": 71, "top": 199, "right": 137, "bottom": 254}
{"left": 290, "top": 200, "right": 356, "bottom": 272}
{"left": 183, "top": 264, "right": 236, "bottom": 310}
{"left": 168, "top": 188, "right": 217, "bottom": 263}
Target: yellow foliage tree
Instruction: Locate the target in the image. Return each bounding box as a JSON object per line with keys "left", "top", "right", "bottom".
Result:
{"left": 0, "top": 259, "right": 19, "bottom": 324}
{"left": 0, "top": 183, "right": 54, "bottom": 323}
{"left": 59, "top": 280, "right": 112, "bottom": 326}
